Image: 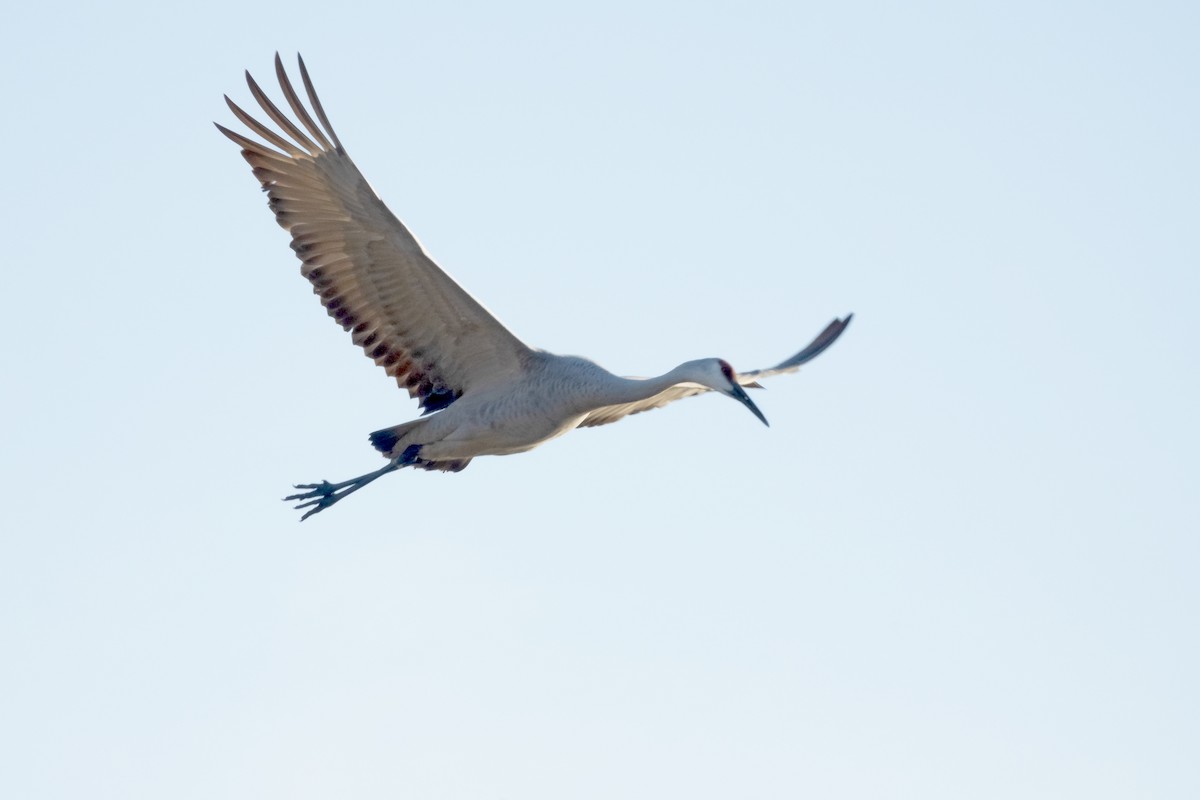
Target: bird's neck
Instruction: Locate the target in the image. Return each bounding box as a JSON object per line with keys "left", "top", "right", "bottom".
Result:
{"left": 599, "top": 364, "right": 703, "bottom": 406}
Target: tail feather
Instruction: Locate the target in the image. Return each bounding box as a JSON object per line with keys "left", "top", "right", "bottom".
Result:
{"left": 368, "top": 420, "right": 422, "bottom": 457}
{"left": 367, "top": 420, "right": 473, "bottom": 472}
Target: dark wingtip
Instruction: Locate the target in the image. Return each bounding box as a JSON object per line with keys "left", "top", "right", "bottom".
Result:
{"left": 799, "top": 314, "right": 854, "bottom": 363}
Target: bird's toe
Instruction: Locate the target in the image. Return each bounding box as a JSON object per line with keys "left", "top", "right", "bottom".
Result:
{"left": 283, "top": 480, "right": 337, "bottom": 502}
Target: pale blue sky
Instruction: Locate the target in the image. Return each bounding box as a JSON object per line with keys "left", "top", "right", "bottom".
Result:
{"left": 2, "top": 1, "right": 1197, "bottom": 798}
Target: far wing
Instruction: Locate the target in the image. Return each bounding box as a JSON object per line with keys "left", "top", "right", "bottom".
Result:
{"left": 217, "top": 54, "right": 533, "bottom": 413}
{"left": 578, "top": 315, "right": 852, "bottom": 428}
{"left": 736, "top": 315, "right": 852, "bottom": 382}
{"left": 576, "top": 382, "right": 710, "bottom": 428}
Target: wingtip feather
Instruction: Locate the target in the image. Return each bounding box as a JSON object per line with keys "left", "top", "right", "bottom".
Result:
{"left": 296, "top": 53, "right": 346, "bottom": 153}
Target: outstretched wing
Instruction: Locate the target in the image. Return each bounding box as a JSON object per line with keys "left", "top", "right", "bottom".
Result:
{"left": 216, "top": 54, "right": 533, "bottom": 413}
{"left": 735, "top": 315, "right": 852, "bottom": 383}
{"left": 578, "top": 315, "right": 852, "bottom": 428}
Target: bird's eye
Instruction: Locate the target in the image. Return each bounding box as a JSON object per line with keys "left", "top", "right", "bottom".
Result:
{"left": 717, "top": 359, "right": 735, "bottom": 382}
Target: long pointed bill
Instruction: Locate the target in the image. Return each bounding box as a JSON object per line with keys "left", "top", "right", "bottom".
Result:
{"left": 730, "top": 383, "right": 770, "bottom": 427}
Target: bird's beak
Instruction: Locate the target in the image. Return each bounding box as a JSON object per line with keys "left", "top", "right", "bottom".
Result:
{"left": 730, "top": 383, "right": 769, "bottom": 427}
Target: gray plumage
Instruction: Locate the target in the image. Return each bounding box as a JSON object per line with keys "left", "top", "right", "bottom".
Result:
{"left": 217, "top": 54, "right": 852, "bottom": 520}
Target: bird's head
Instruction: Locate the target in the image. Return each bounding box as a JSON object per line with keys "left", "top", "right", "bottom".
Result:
{"left": 687, "top": 358, "right": 769, "bottom": 427}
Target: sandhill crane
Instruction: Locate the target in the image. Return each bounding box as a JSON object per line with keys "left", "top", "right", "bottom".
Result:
{"left": 217, "top": 54, "right": 852, "bottom": 520}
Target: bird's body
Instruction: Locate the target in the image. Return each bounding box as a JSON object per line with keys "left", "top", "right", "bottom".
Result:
{"left": 218, "top": 55, "right": 851, "bottom": 519}
{"left": 370, "top": 354, "right": 756, "bottom": 463}
{"left": 373, "top": 354, "right": 604, "bottom": 464}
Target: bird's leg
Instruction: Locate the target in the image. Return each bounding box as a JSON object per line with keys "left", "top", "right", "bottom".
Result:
{"left": 284, "top": 446, "right": 422, "bottom": 521}
{"left": 284, "top": 463, "right": 399, "bottom": 521}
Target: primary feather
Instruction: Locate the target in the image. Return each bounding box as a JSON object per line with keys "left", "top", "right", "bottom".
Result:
{"left": 216, "top": 53, "right": 531, "bottom": 415}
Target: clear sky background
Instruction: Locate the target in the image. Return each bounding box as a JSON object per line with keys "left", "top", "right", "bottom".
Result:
{"left": 2, "top": 1, "right": 1197, "bottom": 798}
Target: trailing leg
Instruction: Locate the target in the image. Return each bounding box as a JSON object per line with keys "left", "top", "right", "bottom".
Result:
{"left": 285, "top": 445, "right": 422, "bottom": 521}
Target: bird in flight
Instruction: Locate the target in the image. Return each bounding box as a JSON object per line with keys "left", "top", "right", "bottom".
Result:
{"left": 217, "top": 54, "right": 852, "bottom": 520}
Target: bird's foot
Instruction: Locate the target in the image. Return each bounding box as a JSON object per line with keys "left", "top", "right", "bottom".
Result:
{"left": 282, "top": 458, "right": 405, "bottom": 521}
{"left": 284, "top": 480, "right": 354, "bottom": 521}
